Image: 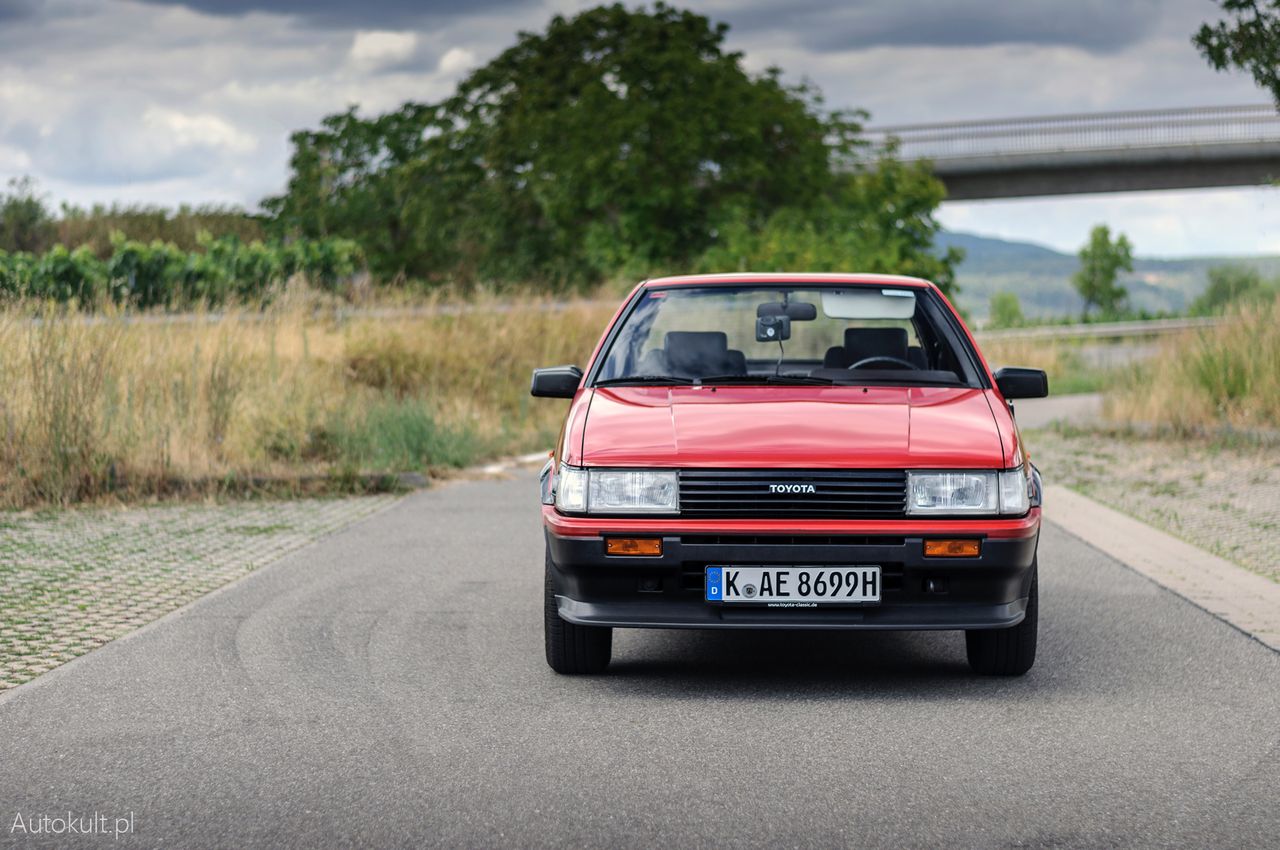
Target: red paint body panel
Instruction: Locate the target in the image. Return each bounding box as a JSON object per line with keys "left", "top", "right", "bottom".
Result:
{"left": 579, "top": 385, "right": 1008, "bottom": 469}
{"left": 544, "top": 505, "right": 1042, "bottom": 539}
{"left": 559, "top": 390, "right": 592, "bottom": 467}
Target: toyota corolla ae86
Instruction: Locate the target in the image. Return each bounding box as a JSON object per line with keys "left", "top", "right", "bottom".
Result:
{"left": 531, "top": 273, "right": 1047, "bottom": 675}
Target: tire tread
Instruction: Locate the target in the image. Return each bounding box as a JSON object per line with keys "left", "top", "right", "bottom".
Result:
{"left": 544, "top": 550, "right": 611, "bottom": 674}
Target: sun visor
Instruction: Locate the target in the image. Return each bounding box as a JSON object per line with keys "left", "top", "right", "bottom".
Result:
{"left": 821, "top": 289, "right": 917, "bottom": 320}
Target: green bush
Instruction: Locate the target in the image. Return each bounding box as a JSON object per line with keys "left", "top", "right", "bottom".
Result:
{"left": 0, "top": 235, "right": 364, "bottom": 309}
{"left": 31, "top": 245, "right": 108, "bottom": 303}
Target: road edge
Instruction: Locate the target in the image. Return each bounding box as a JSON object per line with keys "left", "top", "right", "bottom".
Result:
{"left": 1044, "top": 484, "right": 1280, "bottom": 652}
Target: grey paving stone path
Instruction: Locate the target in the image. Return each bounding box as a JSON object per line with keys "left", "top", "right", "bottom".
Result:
{"left": 0, "top": 495, "right": 399, "bottom": 690}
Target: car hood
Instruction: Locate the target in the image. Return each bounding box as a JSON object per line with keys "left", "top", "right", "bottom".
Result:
{"left": 579, "top": 385, "right": 1008, "bottom": 469}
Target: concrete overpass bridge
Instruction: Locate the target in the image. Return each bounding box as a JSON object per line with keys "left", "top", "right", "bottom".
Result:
{"left": 865, "top": 104, "right": 1280, "bottom": 200}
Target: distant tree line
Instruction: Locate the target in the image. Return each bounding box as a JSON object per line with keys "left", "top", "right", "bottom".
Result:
{"left": 4, "top": 3, "right": 970, "bottom": 306}
{"left": 0, "top": 176, "right": 267, "bottom": 256}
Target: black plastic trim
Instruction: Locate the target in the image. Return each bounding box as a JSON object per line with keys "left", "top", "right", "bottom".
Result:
{"left": 546, "top": 528, "right": 1038, "bottom": 630}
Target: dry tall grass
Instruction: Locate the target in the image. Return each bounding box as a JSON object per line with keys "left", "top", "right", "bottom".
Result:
{"left": 10, "top": 288, "right": 1267, "bottom": 508}
{"left": 0, "top": 293, "right": 615, "bottom": 508}
{"left": 1105, "top": 295, "right": 1280, "bottom": 434}
{"left": 978, "top": 337, "right": 1111, "bottom": 396}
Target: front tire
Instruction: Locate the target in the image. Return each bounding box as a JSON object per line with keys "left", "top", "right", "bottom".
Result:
{"left": 965, "top": 561, "right": 1038, "bottom": 675}
{"left": 544, "top": 550, "right": 612, "bottom": 674}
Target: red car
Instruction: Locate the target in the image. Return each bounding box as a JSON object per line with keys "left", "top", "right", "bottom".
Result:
{"left": 532, "top": 274, "right": 1047, "bottom": 675}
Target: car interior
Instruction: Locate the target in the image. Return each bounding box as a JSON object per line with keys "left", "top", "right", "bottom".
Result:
{"left": 596, "top": 286, "right": 978, "bottom": 387}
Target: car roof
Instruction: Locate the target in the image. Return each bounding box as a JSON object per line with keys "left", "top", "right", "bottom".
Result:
{"left": 641, "top": 272, "right": 936, "bottom": 289}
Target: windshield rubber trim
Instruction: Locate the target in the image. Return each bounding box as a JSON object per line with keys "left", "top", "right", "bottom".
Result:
{"left": 920, "top": 288, "right": 991, "bottom": 389}
{"left": 584, "top": 284, "right": 651, "bottom": 387}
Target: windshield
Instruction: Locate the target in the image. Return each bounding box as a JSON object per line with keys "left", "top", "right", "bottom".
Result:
{"left": 593, "top": 285, "right": 980, "bottom": 387}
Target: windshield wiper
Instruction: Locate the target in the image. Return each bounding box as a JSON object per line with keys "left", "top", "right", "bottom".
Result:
{"left": 594, "top": 375, "right": 697, "bottom": 387}
{"left": 698, "top": 374, "right": 837, "bottom": 386}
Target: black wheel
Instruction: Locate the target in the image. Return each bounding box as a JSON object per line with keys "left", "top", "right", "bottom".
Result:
{"left": 544, "top": 548, "right": 612, "bottom": 674}
{"left": 965, "top": 561, "right": 1038, "bottom": 675}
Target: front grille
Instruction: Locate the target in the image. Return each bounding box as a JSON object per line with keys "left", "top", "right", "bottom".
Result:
{"left": 678, "top": 469, "right": 907, "bottom": 519}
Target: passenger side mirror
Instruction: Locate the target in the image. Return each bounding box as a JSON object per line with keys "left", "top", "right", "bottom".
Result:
{"left": 994, "top": 367, "right": 1049, "bottom": 399}
{"left": 530, "top": 365, "right": 583, "bottom": 398}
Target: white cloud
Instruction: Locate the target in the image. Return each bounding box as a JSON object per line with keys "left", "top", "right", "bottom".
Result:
{"left": 437, "top": 46, "right": 474, "bottom": 75}
{"left": 0, "top": 143, "right": 32, "bottom": 171}
{"left": 349, "top": 29, "right": 418, "bottom": 69}
{"left": 143, "top": 107, "right": 257, "bottom": 155}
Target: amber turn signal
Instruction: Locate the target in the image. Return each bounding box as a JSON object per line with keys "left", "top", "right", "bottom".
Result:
{"left": 605, "top": 537, "right": 662, "bottom": 556}
{"left": 924, "top": 539, "right": 981, "bottom": 557}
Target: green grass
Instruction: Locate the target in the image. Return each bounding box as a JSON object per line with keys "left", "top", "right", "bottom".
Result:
{"left": 322, "top": 399, "right": 479, "bottom": 473}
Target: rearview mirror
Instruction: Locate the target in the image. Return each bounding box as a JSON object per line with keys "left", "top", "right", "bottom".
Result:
{"left": 994, "top": 367, "right": 1049, "bottom": 399}
{"left": 757, "top": 301, "right": 817, "bottom": 320}
{"left": 530, "top": 365, "right": 583, "bottom": 398}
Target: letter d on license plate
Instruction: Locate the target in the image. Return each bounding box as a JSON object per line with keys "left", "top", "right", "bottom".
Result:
{"left": 705, "top": 566, "right": 881, "bottom": 604}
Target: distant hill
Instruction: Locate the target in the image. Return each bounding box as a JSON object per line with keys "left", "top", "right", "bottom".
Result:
{"left": 939, "top": 231, "right": 1280, "bottom": 319}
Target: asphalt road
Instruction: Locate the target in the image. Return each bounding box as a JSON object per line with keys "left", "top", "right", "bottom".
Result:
{"left": 1, "top": 472, "right": 1277, "bottom": 849}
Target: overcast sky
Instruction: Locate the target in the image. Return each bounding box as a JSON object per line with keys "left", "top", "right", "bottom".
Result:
{"left": 2, "top": 0, "right": 1277, "bottom": 256}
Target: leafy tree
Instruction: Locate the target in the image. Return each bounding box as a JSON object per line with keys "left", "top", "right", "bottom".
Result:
{"left": 1190, "top": 265, "right": 1276, "bottom": 314}
{"left": 695, "top": 154, "right": 963, "bottom": 294}
{"left": 266, "top": 3, "right": 957, "bottom": 291}
{"left": 987, "top": 292, "right": 1025, "bottom": 329}
{"left": 1194, "top": 1, "right": 1280, "bottom": 105}
{"left": 0, "top": 177, "right": 55, "bottom": 254}
{"left": 1072, "top": 225, "right": 1133, "bottom": 319}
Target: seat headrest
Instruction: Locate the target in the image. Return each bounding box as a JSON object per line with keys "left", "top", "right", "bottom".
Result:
{"left": 844, "top": 327, "right": 909, "bottom": 364}
{"left": 664, "top": 331, "right": 734, "bottom": 377}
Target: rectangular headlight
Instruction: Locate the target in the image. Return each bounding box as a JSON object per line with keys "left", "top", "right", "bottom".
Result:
{"left": 907, "top": 471, "right": 998, "bottom": 515}
{"left": 588, "top": 469, "right": 679, "bottom": 514}
{"left": 906, "top": 467, "right": 1030, "bottom": 516}
{"left": 554, "top": 466, "right": 679, "bottom": 514}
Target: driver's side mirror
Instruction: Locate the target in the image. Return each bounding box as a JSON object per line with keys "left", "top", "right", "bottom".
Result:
{"left": 531, "top": 365, "right": 583, "bottom": 398}
{"left": 994, "top": 367, "right": 1049, "bottom": 399}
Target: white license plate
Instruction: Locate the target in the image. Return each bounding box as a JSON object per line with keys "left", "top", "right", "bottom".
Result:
{"left": 705, "top": 566, "right": 881, "bottom": 605}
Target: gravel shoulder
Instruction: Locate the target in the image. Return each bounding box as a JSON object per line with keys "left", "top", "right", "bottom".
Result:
{"left": 0, "top": 494, "right": 399, "bottom": 690}
{"left": 1025, "top": 426, "right": 1280, "bottom": 583}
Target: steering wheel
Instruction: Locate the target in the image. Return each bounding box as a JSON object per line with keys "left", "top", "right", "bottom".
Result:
{"left": 848, "top": 355, "right": 919, "bottom": 371}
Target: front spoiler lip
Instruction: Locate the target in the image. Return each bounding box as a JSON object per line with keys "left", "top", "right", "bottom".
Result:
{"left": 542, "top": 505, "right": 1042, "bottom": 539}
{"left": 556, "top": 596, "right": 1028, "bottom": 630}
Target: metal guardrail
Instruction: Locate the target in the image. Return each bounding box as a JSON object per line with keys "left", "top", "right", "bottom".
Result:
{"left": 976, "top": 316, "right": 1222, "bottom": 343}
{"left": 867, "top": 105, "right": 1280, "bottom": 163}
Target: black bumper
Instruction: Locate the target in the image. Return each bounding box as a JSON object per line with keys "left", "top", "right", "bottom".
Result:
{"left": 546, "top": 529, "right": 1038, "bottom": 630}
